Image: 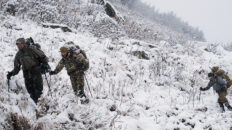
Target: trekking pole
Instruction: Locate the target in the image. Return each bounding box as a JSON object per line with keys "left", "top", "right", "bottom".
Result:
{"left": 7, "top": 79, "right": 10, "bottom": 92}
{"left": 84, "top": 73, "right": 93, "bottom": 98}
{"left": 44, "top": 71, "right": 51, "bottom": 92}
{"left": 198, "top": 89, "right": 201, "bottom": 101}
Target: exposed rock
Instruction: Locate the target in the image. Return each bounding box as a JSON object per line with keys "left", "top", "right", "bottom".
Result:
{"left": 6, "top": 4, "right": 17, "bottom": 16}
{"left": 132, "top": 51, "right": 149, "bottom": 60}
{"left": 109, "top": 104, "right": 117, "bottom": 112}
{"left": 92, "top": 0, "right": 105, "bottom": 5}
{"left": 42, "top": 23, "right": 72, "bottom": 32}
{"left": 195, "top": 107, "right": 208, "bottom": 112}
{"left": 105, "top": 3, "right": 116, "bottom": 18}
{"left": 148, "top": 45, "right": 155, "bottom": 48}
{"left": 132, "top": 41, "right": 141, "bottom": 46}
{"left": 185, "top": 122, "right": 195, "bottom": 128}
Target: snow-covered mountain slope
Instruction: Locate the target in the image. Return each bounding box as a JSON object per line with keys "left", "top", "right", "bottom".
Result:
{"left": 1, "top": 6, "right": 232, "bottom": 130}
{"left": 0, "top": 0, "right": 200, "bottom": 44}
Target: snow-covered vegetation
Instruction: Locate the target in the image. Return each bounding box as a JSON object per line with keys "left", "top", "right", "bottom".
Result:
{"left": 0, "top": 0, "right": 232, "bottom": 129}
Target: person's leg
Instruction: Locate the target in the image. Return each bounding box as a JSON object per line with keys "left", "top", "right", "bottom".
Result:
{"left": 32, "top": 72, "right": 43, "bottom": 104}
{"left": 70, "top": 75, "right": 78, "bottom": 96}
{"left": 224, "top": 102, "right": 232, "bottom": 110}
{"left": 218, "top": 92, "right": 226, "bottom": 112}
{"left": 76, "top": 73, "right": 85, "bottom": 98}
{"left": 73, "top": 72, "right": 88, "bottom": 103}
{"left": 25, "top": 78, "right": 37, "bottom": 102}
{"left": 218, "top": 102, "right": 225, "bottom": 112}
{"left": 219, "top": 91, "right": 232, "bottom": 110}
{"left": 24, "top": 71, "right": 37, "bottom": 103}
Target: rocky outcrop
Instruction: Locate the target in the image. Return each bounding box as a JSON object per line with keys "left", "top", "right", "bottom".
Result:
{"left": 132, "top": 51, "right": 149, "bottom": 60}
{"left": 42, "top": 23, "right": 72, "bottom": 32}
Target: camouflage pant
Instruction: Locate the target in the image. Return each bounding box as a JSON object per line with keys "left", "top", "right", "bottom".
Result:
{"left": 23, "top": 67, "right": 43, "bottom": 104}
{"left": 70, "top": 71, "right": 85, "bottom": 96}
{"left": 217, "top": 91, "right": 228, "bottom": 103}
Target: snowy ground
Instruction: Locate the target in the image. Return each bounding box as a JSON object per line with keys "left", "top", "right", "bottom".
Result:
{"left": 0, "top": 15, "right": 232, "bottom": 130}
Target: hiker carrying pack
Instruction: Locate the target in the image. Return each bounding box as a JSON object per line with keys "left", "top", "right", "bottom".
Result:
{"left": 25, "top": 37, "right": 51, "bottom": 73}
{"left": 7, "top": 37, "right": 50, "bottom": 104}
{"left": 211, "top": 66, "right": 232, "bottom": 88}
{"left": 49, "top": 42, "right": 90, "bottom": 103}
{"left": 200, "top": 66, "right": 232, "bottom": 112}
{"left": 64, "top": 41, "right": 89, "bottom": 71}
{"left": 25, "top": 37, "right": 41, "bottom": 50}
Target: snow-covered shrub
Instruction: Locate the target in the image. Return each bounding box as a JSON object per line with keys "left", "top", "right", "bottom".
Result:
{"left": 222, "top": 42, "right": 232, "bottom": 52}
{"left": 4, "top": 112, "right": 32, "bottom": 130}
{"left": 206, "top": 43, "right": 219, "bottom": 53}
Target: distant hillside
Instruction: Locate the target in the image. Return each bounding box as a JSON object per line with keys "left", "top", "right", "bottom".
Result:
{"left": 112, "top": 0, "right": 205, "bottom": 41}
{"left": 1, "top": 0, "right": 203, "bottom": 44}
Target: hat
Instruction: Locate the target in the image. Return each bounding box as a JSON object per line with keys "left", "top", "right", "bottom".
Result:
{"left": 60, "top": 46, "right": 68, "bottom": 52}
{"left": 211, "top": 66, "right": 219, "bottom": 73}
{"left": 16, "top": 38, "right": 26, "bottom": 45}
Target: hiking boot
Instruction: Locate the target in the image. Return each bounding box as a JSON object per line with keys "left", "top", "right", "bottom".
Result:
{"left": 218, "top": 102, "right": 225, "bottom": 112}
{"left": 81, "top": 98, "right": 89, "bottom": 104}
{"left": 225, "top": 102, "right": 232, "bottom": 111}
{"left": 78, "top": 93, "right": 86, "bottom": 98}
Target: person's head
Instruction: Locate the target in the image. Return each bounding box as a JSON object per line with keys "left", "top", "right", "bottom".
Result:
{"left": 60, "top": 46, "right": 68, "bottom": 57}
{"left": 16, "top": 38, "right": 26, "bottom": 50}
{"left": 211, "top": 66, "right": 219, "bottom": 73}
{"left": 208, "top": 72, "right": 214, "bottom": 78}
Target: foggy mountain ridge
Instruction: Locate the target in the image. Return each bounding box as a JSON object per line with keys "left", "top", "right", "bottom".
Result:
{"left": 110, "top": 0, "right": 205, "bottom": 42}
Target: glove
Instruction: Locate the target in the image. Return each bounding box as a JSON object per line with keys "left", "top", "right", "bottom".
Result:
{"left": 49, "top": 71, "right": 56, "bottom": 75}
{"left": 77, "top": 63, "right": 84, "bottom": 69}
{"left": 40, "top": 63, "right": 51, "bottom": 72}
{"left": 200, "top": 87, "right": 205, "bottom": 91}
{"left": 7, "top": 72, "right": 13, "bottom": 80}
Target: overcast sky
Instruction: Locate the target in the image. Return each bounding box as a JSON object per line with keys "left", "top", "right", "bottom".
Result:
{"left": 141, "top": 0, "right": 232, "bottom": 43}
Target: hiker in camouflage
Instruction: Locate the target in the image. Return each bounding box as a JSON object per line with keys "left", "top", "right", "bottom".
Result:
{"left": 200, "top": 67, "right": 232, "bottom": 112}
{"left": 7, "top": 38, "right": 50, "bottom": 104}
{"left": 50, "top": 46, "right": 89, "bottom": 101}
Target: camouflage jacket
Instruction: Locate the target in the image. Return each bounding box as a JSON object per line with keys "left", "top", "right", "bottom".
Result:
{"left": 54, "top": 52, "right": 87, "bottom": 75}
{"left": 11, "top": 46, "right": 48, "bottom": 75}
{"left": 211, "top": 69, "right": 232, "bottom": 88}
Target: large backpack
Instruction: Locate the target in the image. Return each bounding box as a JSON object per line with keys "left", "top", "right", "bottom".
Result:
{"left": 25, "top": 37, "right": 41, "bottom": 50}
{"left": 65, "top": 42, "right": 89, "bottom": 71}
{"left": 215, "top": 69, "right": 232, "bottom": 88}
{"left": 25, "top": 37, "right": 50, "bottom": 72}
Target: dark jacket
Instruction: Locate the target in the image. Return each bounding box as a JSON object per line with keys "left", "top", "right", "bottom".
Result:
{"left": 11, "top": 46, "right": 48, "bottom": 75}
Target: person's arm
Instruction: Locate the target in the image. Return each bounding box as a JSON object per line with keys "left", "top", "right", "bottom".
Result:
{"left": 11, "top": 53, "right": 21, "bottom": 75}
{"left": 201, "top": 79, "right": 214, "bottom": 91}
{"left": 53, "top": 59, "right": 65, "bottom": 74}
{"left": 7, "top": 53, "right": 21, "bottom": 79}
